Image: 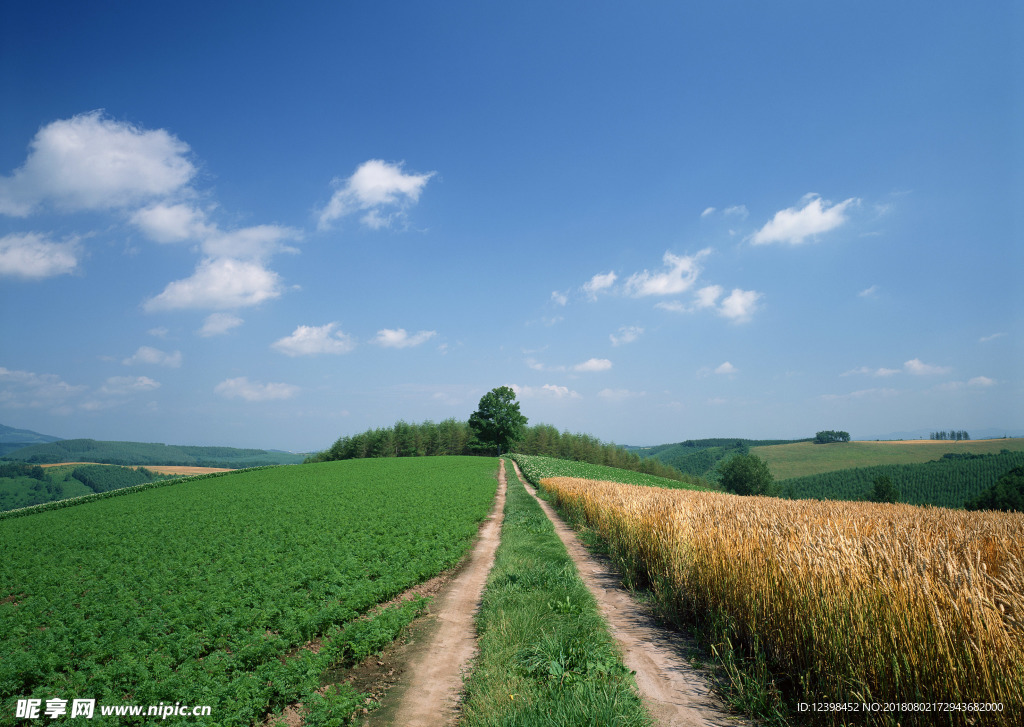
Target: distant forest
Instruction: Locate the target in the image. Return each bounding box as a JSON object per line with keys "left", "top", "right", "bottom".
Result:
{"left": 308, "top": 419, "right": 701, "bottom": 485}
{"left": 2, "top": 439, "right": 307, "bottom": 468}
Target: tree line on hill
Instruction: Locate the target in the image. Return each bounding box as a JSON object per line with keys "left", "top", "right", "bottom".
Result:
{"left": 814, "top": 430, "right": 850, "bottom": 444}
{"left": 930, "top": 430, "right": 970, "bottom": 441}
{"left": 2, "top": 439, "right": 305, "bottom": 468}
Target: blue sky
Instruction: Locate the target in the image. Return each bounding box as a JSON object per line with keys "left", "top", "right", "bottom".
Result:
{"left": 1, "top": 2, "right": 1021, "bottom": 451}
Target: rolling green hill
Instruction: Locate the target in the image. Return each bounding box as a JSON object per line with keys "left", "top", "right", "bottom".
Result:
{"left": 1, "top": 438, "right": 308, "bottom": 467}
{"left": 632, "top": 437, "right": 810, "bottom": 479}
{"left": 0, "top": 424, "right": 62, "bottom": 457}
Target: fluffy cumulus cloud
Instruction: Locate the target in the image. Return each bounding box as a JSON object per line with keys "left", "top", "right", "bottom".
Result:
{"left": 715, "top": 362, "right": 737, "bottom": 375}
{"left": 374, "top": 328, "right": 437, "bottom": 349}
{"left": 751, "top": 194, "right": 859, "bottom": 245}
{"left": 610, "top": 326, "right": 643, "bottom": 346}
{"left": 144, "top": 258, "right": 283, "bottom": 311}
{"left": 272, "top": 323, "right": 356, "bottom": 356}
{"left": 573, "top": 358, "right": 612, "bottom": 372}
{"left": 198, "top": 313, "right": 244, "bottom": 337}
{"left": 0, "top": 232, "right": 79, "bottom": 278}
{"left": 214, "top": 377, "right": 298, "bottom": 402}
{"left": 0, "top": 111, "right": 195, "bottom": 216}
{"left": 122, "top": 346, "right": 182, "bottom": 368}
{"left": 623, "top": 249, "right": 709, "bottom": 297}
{"left": 718, "top": 289, "right": 761, "bottom": 322}
{"left": 130, "top": 203, "right": 212, "bottom": 243}
{"left": 318, "top": 160, "right": 434, "bottom": 230}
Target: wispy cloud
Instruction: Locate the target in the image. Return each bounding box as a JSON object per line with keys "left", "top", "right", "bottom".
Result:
{"left": 820, "top": 388, "right": 899, "bottom": 402}
{"left": 0, "top": 366, "right": 86, "bottom": 411}
{"left": 0, "top": 232, "right": 80, "bottom": 279}
{"left": 858, "top": 285, "right": 879, "bottom": 298}
{"left": 317, "top": 159, "right": 434, "bottom": 230}
{"left": 980, "top": 332, "right": 1005, "bottom": 343}
{"left": 374, "top": 328, "right": 437, "bottom": 349}
{"left": 100, "top": 376, "right": 160, "bottom": 395}
{"left": 610, "top": 326, "right": 643, "bottom": 346}
{"left": 582, "top": 271, "right": 617, "bottom": 300}
{"left": 573, "top": 358, "right": 612, "bottom": 372}
{"left": 198, "top": 313, "right": 243, "bottom": 337}
{"left": 751, "top": 194, "right": 859, "bottom": 245}
{"left": 273, "top": 323, "right": 356, "bottom": 356}
{"left": 214, "top": 377, "right": 298, "bottom": 402}
{"left": 904, "top": 358, "right": 952, "bottom": 376}
{"left": 598, "top": 388, "right": 645, "bottom": 401}
{"left": 122, "top": 346, "right": 182, "bottom": 368}
{"left": 623, "top": 249, "right": 709, "bottom": 297}
{"left": 510, "top": 383, "right": 581, "bottom": 399}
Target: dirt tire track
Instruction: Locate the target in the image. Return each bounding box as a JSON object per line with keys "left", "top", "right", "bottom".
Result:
{"left": 509, "top": 459, "right": 749, "bottom": 727}
{"left": 362, "top": 459, "right": 507, "bottom": 727}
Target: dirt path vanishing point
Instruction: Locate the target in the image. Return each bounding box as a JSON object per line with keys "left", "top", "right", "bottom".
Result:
{"left": 509, "top": 460, "right": 750, "bottom": 727}
{"left": 362, "top": 460, "right": 508, "bottom": 727}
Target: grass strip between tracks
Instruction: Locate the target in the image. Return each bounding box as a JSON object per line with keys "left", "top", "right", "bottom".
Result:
{"left": 457, "top": 459, "right": 651, "bottom": 726}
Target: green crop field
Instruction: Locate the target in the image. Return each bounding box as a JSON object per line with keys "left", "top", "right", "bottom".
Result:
{"left": 752, "top": 438, "right": 1024, "bottom": 481}
{"left": 0, "top": 456, "right": 497, "bottom": 725}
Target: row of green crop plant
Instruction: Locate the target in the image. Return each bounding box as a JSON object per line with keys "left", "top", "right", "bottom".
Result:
{"left": 457, "top": 460, "right": 650, "bottom": 726}
{"left": 309, "top": 419, "right": 694, "bottom": 483}
{"left": 0, "top": 457, "right": 498, "bottom": 724}
{"left": 775, "top": 450, "right": 1024, "bottom": 508}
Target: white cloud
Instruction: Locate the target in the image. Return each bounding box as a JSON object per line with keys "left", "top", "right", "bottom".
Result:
{"left": 598, "top": 388, "right": 644, "bottom": 401}
{"left": 0, "top": 111, "right": 195, "bottom": 216}
{"left": 654, "top": 300, "right": 687, "bottom": 313}
{"left": 148, "top": 327, "right": 169, "bottom": 338}
{"left": 701, "top": 207, "right": 716, "bottom": 217}
{"left": 841, "top": 365, "right": 901, "bottom": 377}
{"left": 715, "top": 361, "right": 737, "bottom": 375}
{"left": 198, "top": 313, "right": 244, "bottom": 337}
{"left": 0, "top": 366, "right": 86, "bottom": 410}
{"left": 144, "top": 257, "right": 283, "bottom": 311}
{"left": 510, "top": 383, "right": 581, "bottom": 399}
{"left": 694, "top": 284, "right": 723, "bottom": 309}
{"left": 718, "top": 288, "right": 761, "bottom": 322}
{"left": 214, "top": 377, "right": 298, "bottom": 402}
{"left": 858, "top": 285, "right": 879, "bottom": 298}
{"left": 202, "top": 225, "right": 301, "bottom": 260}
{"left": 610, "top": 326, "right": 643, "bottom": 346}
{"left": 317, "top": 159, "right": 434, "bottom": 230}
{"left": 582, "top": 271, "right": 617, "bottom": 299}
{"left": 624, "top": 249, "right": 709, "bottom": 297}
{"left": 273, "top": 323, "right": 356, "bottom": 356}
{"left": 979, "top": 332, "right": 1005, "bottom": 343}
{"left": 904, "top": 358, "right": 952, "bottom": 376}
{"left": 100, "top": 376, "right": 160, "bottom": 395}
{"left": 122, "top": 346, "right": 182, "bottom": 368}
{"left": 820, "top": 388, "right": 899, "bottom": 402}
{"left": 968, "top": 376, "right": 995, "bottom": 387}
{"left": 130, "top": 203, "right": 212, "bottom": 243}
{"left": 551, "top": 290, "right": 568, "bottom": 306}
{"left": 0, "top": 232, "right": 79, "bottom": 278}
{"left": 374, "top": 328, "right": 437, "bottom": 349}
{"left": 751, "top": 194, "right": 859, "bottom": 245}
{"left": 724, "top": 205, "right": 749, "bottom": 219}
{"left": 573, "top": 358, "right": 612, "bottom": 372}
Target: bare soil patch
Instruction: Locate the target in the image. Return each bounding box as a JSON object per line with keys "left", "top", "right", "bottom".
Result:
{"left": 510, "top": 460, "right": 749, "bottom": 727}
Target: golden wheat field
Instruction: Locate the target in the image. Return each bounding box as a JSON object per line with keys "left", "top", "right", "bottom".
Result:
{"left": 541, "top": 477, "right": 1024, "bottom": 725}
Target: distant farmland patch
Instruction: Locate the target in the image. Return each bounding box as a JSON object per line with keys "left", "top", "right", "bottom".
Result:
{"left": 753, "top": 437, "right": 1024, "bottom": 480}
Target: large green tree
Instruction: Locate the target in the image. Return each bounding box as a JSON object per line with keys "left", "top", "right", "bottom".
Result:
{"left": 718, "top": 453, "right": 774, "bottom": 496}
{"left": 468, "top": 386, "right": 528, "bottom": 455}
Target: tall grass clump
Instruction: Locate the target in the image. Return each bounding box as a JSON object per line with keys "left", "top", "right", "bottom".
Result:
{"left": 540, "top": 477, "right": 1024, "bottom": 726}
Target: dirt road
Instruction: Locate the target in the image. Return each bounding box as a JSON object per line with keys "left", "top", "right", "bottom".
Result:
{"left": 363, "top": 460, "right": 508, "bottom": 726}
{"left": 509, "top": 459, "right": 748, "bottom": 727}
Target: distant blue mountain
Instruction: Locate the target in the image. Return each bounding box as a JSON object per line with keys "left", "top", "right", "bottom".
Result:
{"left": 0, "top": 424, "right": 63, "bottom": 457}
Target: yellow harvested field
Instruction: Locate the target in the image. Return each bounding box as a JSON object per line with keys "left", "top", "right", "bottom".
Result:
{"left": 543, "top": 476, "right": 1024, "bottom": 724}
